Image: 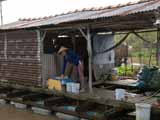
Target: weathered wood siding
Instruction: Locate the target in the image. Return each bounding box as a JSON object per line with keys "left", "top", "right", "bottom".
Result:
{"left": 0, "top": 30, "right": 42, "bottom": 86}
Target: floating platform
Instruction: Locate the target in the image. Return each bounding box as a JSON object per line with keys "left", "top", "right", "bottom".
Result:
{"left": 0, "top": 81, "right": 159, "bottom": 120}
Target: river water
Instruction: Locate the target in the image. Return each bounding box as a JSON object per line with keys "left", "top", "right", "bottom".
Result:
{"left": 0, "top": 104, "right": 59, "bottom": 120}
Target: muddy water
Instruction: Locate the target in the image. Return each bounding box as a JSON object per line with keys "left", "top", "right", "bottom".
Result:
{"left": 0, "top": 105, "right": 59, "bottom": 120}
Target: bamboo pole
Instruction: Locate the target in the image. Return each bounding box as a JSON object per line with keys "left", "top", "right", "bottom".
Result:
{"left": 4, "top": 32, "right": 7, "bottom": 60}
{"left": 157, "top": 28, "right": 160, "bottom": 66}
{"left": 87, "top": 27, "right": 93, "bottom": 93}
{"left": 0, "top": 0, "right": 6, "bottom": 25}
{"left": 0, "top": 1, "right": 3, "bottom": 25}
{"left": 36, "top": 30, "right": 46, "bottom": 87}
{"left": 79, "top": 27, "right": 93, "bottom": 93}
{"left": 155, "top": 7, "right": 160, "bottom": 66}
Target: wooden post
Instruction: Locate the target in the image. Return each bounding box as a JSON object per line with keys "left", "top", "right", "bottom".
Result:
{"left": 155, "top": 7, "right": 160, "bottom": 66}
{"left": 37, "top": 30, "right": 46, "bottom": 87}
{"left": 79, "top": 27, "right": 93, "bottom": 93}
{"left": 87, "top": 27, "right": 93, "bottom": 93}
{"left": 36, "top": 30, "right": 41, "bottom": 60}
{"left": 157, "top": 28, "right": 160, "bottom": 66}
{"left": 4, "top": 32, "right": 7, "bottom": 60}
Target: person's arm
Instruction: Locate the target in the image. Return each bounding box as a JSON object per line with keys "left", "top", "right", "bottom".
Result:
{"left": 61, "top": 57, "right": 67, "bottom": 75}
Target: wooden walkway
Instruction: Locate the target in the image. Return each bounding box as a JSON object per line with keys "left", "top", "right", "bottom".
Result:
{"left": 0, "top": 81, "right": 159, "bottom": 119}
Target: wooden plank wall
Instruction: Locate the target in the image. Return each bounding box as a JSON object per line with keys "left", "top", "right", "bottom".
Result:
{"left": 0, "top": 30, "right": 42, "bottom": 86}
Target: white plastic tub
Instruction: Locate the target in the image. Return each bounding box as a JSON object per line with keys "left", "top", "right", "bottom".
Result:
{"left": 66, "top": 83, "right": 73, "bottom": 92}
{"left": 115, "top": 89, "right": 126, "bottom": 101}
{"left": 136, "top": 103, "right": 151, "bottom": 120}
{"left": 72, "top": 83, "right": 80, "bottom": 94}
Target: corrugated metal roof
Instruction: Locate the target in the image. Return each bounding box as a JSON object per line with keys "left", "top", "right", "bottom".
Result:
{"left": 1, "top": 0, "right": 160, "bottom": 30}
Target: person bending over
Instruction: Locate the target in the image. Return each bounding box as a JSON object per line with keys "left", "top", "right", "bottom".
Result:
{"left": 58, "top": 46, "right": 85, "bottom": 92}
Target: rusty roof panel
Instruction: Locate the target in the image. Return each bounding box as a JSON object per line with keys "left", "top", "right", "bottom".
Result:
{"left": 0, "top": 0, "right": 160, "bottom": 30}
{"left": 21, "top": 10, "right": 100, "bottom": 28}
{"left": 88, "top": 0, "right": 160, "bottom": 19}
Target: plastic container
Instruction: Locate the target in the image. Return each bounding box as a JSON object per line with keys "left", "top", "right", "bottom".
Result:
{"left": 136, "top": 103, "right": 151, "bottom": 120}
{"left": 115, "top": 89, "right": 126, "bottom": 101}
{"left": 14, "top": 102, "right": 27, "bottom": 109}
{"left": 111, "top": 68, "right": 118, "bottom": 80}
{"left": 0, "top": 99, "right": 6, "bottom": 105}
{"left": 47, "top": 79, "right": 62, "bottom": 91}
{"left": 66, "top": 83, "right": 73, "bottom": 92}
{"left": 72, "top": 83, "right": 80, "bottom": 94}
{"left": 32, "top": 107, "right": 51, "bottom": 115}
{"left": 61, "top": 78, "right": 74, "bottom": 85}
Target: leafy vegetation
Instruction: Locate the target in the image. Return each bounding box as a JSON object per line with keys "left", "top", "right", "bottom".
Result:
{"left": 117, "top": 65, "right": 133, "bottom": 76}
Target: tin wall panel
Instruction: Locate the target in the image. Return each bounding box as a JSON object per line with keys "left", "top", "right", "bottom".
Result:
{"left": 0, "top": 30, "right": 42, "bottom": 86}
{"left": 41, "top": 53, "right": 63, "bottom": 85}
{"left": 42, "top": 54, "right": 56, "bottom": 85}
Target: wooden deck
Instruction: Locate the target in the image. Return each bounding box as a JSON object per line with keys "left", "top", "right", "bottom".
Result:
{"left": 94, "top": 79, "right": 158, "bottom": 104}
{"left": 105, "top": 79, "right": 138, "bottom": 87}
{"left": 0, "top": 81, "right": 160, "bottom": 119}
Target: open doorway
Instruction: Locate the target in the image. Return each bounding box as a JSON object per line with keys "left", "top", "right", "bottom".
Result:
{"left": 42, "top": 31, "right": 89, "bottom": 85}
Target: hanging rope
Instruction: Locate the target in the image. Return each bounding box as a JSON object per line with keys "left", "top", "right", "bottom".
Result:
{"left": 95, "top": 32, "right": 131, "bottom": 54}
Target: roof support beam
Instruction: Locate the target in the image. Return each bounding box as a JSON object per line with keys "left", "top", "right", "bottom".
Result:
{"left": 79, "top": 27, "right": 93, "bottom": 93}
{"left": 79, "top": 28, "right": 88, "bottom": 40}
{"left": 132, "top": 32, "right": 151, "bottom": 43}
{"left": 116, "top": 29, "right": 157, "bottom": 35}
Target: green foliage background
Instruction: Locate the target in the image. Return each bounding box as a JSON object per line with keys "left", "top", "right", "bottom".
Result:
{"left": 114, "top": 31, "right": 158, "bottom": 66}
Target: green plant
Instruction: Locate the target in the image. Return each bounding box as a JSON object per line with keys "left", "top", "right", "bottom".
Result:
{"left": 117, "top": 65, "right": 135, "bottom": 76}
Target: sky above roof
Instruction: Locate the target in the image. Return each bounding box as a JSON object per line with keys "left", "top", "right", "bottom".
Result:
{"left": 2, "top": 0, "right": 138, "bottom": 24}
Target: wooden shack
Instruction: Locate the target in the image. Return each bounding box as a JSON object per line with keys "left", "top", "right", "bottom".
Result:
{"left": 0, "top": 0, "right": 159, "bottom": 91}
